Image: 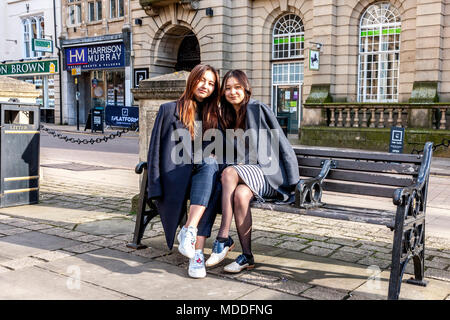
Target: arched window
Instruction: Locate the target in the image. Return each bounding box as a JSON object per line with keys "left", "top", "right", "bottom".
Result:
{"left": 23, "top": 19, "right": 31, "bottom": 58}
{"left": 272, "top": 14, "right": 305, "bottom": 134}
{"left": 22, "top": 16, "right": 45, "bottom": 58}
{"left": 273, "top": 14, "right": 304, "bottom": 59}
{"left": 358, "top": 2, "right": 401, "bottom": 102}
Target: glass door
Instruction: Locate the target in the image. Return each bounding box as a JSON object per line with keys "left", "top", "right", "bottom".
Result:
{"left": 273, "top": 84, "right": 302, "bottom": 134}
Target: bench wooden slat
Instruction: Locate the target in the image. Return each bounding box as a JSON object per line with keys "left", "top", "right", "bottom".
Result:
{"left": 294, "top": 147, "right": 422, "bottom": 164}
{"left": 298, "top": 157, "right": 419, "bottom": 175}
{"left": 250, "top": 202, "right": 395, "bottom": 228}
{"left": 299, "top": 167, "right": 414, "bottom": 187}
{"left": 322, "top": 181, "right": 396, "bottom": 198}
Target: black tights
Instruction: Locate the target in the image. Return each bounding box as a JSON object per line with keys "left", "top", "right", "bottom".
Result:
{"left": 233, "top": 184, "right": 254, "bottom": 256}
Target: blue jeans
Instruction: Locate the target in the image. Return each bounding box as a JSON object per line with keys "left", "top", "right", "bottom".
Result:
{"left": 190, "top": 156, "right": 219, "bottom": 207}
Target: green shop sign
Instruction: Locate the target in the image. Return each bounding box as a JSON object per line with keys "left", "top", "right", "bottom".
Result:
{"left": 32, "top": 39, "right": 53, "bottom": 53}
{"left": 0, "top": 59, "right": 58, "bottom": 76}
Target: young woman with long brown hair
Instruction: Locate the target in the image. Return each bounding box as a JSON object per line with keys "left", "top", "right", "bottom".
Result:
{"left": 204, "top": 70, "right": 300, "bottom": 272}
{"left": 146, "top": 64, "right": 223, "bottom": 278}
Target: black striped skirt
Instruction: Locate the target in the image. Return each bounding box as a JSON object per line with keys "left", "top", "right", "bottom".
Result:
{"left": 231, "top": 164, "right": 278, "bottom": 201}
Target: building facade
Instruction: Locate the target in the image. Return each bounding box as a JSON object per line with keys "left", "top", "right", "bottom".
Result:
{"left": 60, "top": 0, "right": 132, "bottom": 125}
{"left": 131, "top": 0, "right": 450, "bottom": 135}
{"left": 0, "top": 0, "right": 62, "bottom": 123}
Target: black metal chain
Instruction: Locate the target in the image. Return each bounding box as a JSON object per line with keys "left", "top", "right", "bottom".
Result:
{"left": 410, "top": 138, "right": 450, "bottom": 154}
{"left": 40, "top": 122, "right": 138, "bottom": 145}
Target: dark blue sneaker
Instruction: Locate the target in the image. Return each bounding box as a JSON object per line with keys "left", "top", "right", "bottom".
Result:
{"left": 205, "top": 236, "right": 235, "bottom": 267}
{"left": 223, "top": 254, "right": 255, "bottom": 273}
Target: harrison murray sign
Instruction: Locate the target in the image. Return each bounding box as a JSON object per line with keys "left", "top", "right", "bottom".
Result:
{"left": 65, "top": 43, "right": 125, "bottom": 70}
{"left": 0, "top": 60, "right": 58, "bottom": 76}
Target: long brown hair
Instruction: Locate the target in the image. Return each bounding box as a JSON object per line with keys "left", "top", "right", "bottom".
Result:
{"left": 177, "top": 64, "right": 220, "bottom": 138}
{"left": 219, "top": 70, "right": 252, "bottom": 130}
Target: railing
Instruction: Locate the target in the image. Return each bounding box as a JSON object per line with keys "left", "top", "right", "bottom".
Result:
{"left": 303, "top": 103, "right": 450, "bottom": 130}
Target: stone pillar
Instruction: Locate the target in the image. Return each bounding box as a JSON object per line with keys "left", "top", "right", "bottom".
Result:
{"left": 414, "top": 0, "right": 444, "bottom": 85}
{"left": 309, "top": 0, "right": 337, "bottom": 99}
{"left": 131, "top": 71, "right": 189, "bottom": 163}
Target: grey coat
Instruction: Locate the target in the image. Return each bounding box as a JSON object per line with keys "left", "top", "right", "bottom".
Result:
{"left": 237, "top": 99, "right": 300, "bottom": 201}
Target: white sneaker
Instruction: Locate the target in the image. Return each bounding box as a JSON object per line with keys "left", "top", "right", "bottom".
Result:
{"left": 205, "top": 237, "right": 235, "bottom": 267}
{"left": 177, "top": 226, "right": 197, "bottom": 259}
{"left": 188, "top": 250, "right": 206, "bottom": 279}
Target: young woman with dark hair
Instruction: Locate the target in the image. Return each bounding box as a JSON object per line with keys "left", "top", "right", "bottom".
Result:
{"left": 146, "top": 64, "right": 223, "bottom": 278}
{"left": 204, "top": 70, "right": 300, "bottom": 273}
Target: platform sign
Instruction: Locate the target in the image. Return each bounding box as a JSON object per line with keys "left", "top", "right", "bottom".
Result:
{"left": 105, "top": 105, "right": 139, "bottom": 128}
{"left": 389, "top": 126, "right": 405, "bottom": 153}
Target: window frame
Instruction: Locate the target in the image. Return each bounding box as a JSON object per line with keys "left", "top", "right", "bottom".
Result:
{"left": 272, "top": 14, "right": 305, "bottom": 60}
{"left": 109, "top": 0, "right": 124, "bottom": 19}
{"left": 67, "top": 0, "right": 82, "bottom": 26}
{"left": 22, "top": 16, "right": 45, "bottom": 58}
{"left": 88, "top": 0, "right": 103, "bottom": 22}
{"left": 357, "top": 2, "right": 401, "bottom": 103}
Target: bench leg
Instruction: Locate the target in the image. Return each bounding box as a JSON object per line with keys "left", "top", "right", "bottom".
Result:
{"left": 388, "top": 216, "right": 408, "bottom": 300}
{"left": 406, "top": 222, "right": 428, "bottom": 287}
{"left": 389, "top": 193, "right": 428, "bottom": 300}
{"left": 127, "top": 169, "right": 158, "bottom": 250}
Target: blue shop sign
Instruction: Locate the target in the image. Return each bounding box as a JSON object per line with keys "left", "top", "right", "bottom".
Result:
{"left": 65, "top": 43, "right": 125, "bottom": 70}
{"left": 105, "top": 105, "right": 139, "bottom": 128}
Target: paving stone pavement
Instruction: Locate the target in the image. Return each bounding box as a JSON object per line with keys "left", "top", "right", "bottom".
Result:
{"left": 0, "top": 171, "right": 448, "bottom": 300}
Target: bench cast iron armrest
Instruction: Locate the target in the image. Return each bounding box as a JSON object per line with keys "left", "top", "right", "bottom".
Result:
{"left": 295, "top": 159, "right": 337, "bottom": 208}
{"left": 392, "top": 142, "right": 433, "bottom": 209}
{"left": 135, "top": 161, "right": 148, "bottom": 174}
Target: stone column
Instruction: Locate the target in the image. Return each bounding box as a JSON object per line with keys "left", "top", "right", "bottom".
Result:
{"left": 131, "top": 71, "right": 189, "bottom": 163}
{"left": 414, "top": 0, "right": 444, "bottom": 85}
{"left": 309, "top": 0, "right": 337, "bottom": 99}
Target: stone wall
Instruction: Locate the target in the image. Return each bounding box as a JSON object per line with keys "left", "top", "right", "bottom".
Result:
{"left": 0, "top": 77, "right": 40, "bottom": 103}
{"left": 131, "top": 0, "right": 450, "bottom": 106}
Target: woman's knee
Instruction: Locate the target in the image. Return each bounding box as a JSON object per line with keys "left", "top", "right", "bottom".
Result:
{"left": 221, "top": 166, "right": 239, "bottom": 186}
{"left": 233, "top": 185, "right": 254, "bottom": 209}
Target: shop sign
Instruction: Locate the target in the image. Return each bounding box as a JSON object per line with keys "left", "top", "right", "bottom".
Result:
{"left": 32, "top": 39, "right": 53, "bottom": 53}
{"left": 105, "top": 105, "right": 139, "bottom": 128}
{"left": 0, "top": 59, "right": 58, "bottom": 76}
{"left": 65, "top": 43, "right": 125, "bottom": 70}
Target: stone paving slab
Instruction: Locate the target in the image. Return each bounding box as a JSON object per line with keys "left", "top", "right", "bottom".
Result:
{"left": 0, "top": 230, "right": 81, "bottom": 260}
{"left": 0, "top": 266, "right": 134, "bottom": 300}
{"left": 352, "top": 270, "right": 450, "bottom": 300}
{"left": 37, "top": 248, "right": 269, "bottom": 300}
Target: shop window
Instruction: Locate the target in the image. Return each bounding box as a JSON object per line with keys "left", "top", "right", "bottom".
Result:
{"left": 22, "top": 16, "right": 44, "bottom": 58}
{"left": 358, "top": 2, "right": 401, "bottom": 102}
{"left": 21, "top": 75, "right": 55, "bottom": 110}
{"left": 272, "top": 14, "right": 305, "bottom": 59}
{"left": 106, "top": 71, "right": 125, "bottom": 106}
{"left": 68, "top": 0, "right": 82, "bottom": 26}
{"left": 88, "top": 0, "right": 103, "bottom": 22}
{"left": 110, "top": 0, "right": 124, "bottom": 19}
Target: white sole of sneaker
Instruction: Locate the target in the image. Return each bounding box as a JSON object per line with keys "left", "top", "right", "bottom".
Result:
{"left": 205, "top": 243, "right": 236, "bottom": 268}
{"left": 223, "top": 263, "right": 255, "bottom": 274}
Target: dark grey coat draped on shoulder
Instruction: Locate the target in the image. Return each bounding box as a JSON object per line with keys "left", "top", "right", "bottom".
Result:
{"left": 244, "top": 99, "right": 300, "bottom": 201}
{"left": 146, "top": 101, "right": 222, "bottom": 250}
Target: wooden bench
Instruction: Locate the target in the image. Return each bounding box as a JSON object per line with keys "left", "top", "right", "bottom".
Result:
{"left": 127, "top": 142, "right": 433, "bottom": 300}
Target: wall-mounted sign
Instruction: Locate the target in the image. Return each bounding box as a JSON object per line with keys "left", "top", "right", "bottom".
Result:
{"left": 389, "top": 126, "right": 405, "bottom": 153}
{"left": 0, "top": 59, "right": 58, "bottom": 76}
{"left": 32, "top": 39, "right": 53, "bottom": 53}
{"left": 65, "top": 43, "right": 125, "bottom": 70}
{"left": 134, "top": 68, "right": 149, "bottom": 88}
{"left": 309, "top": 49, "right": 320, "bottom": 71}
